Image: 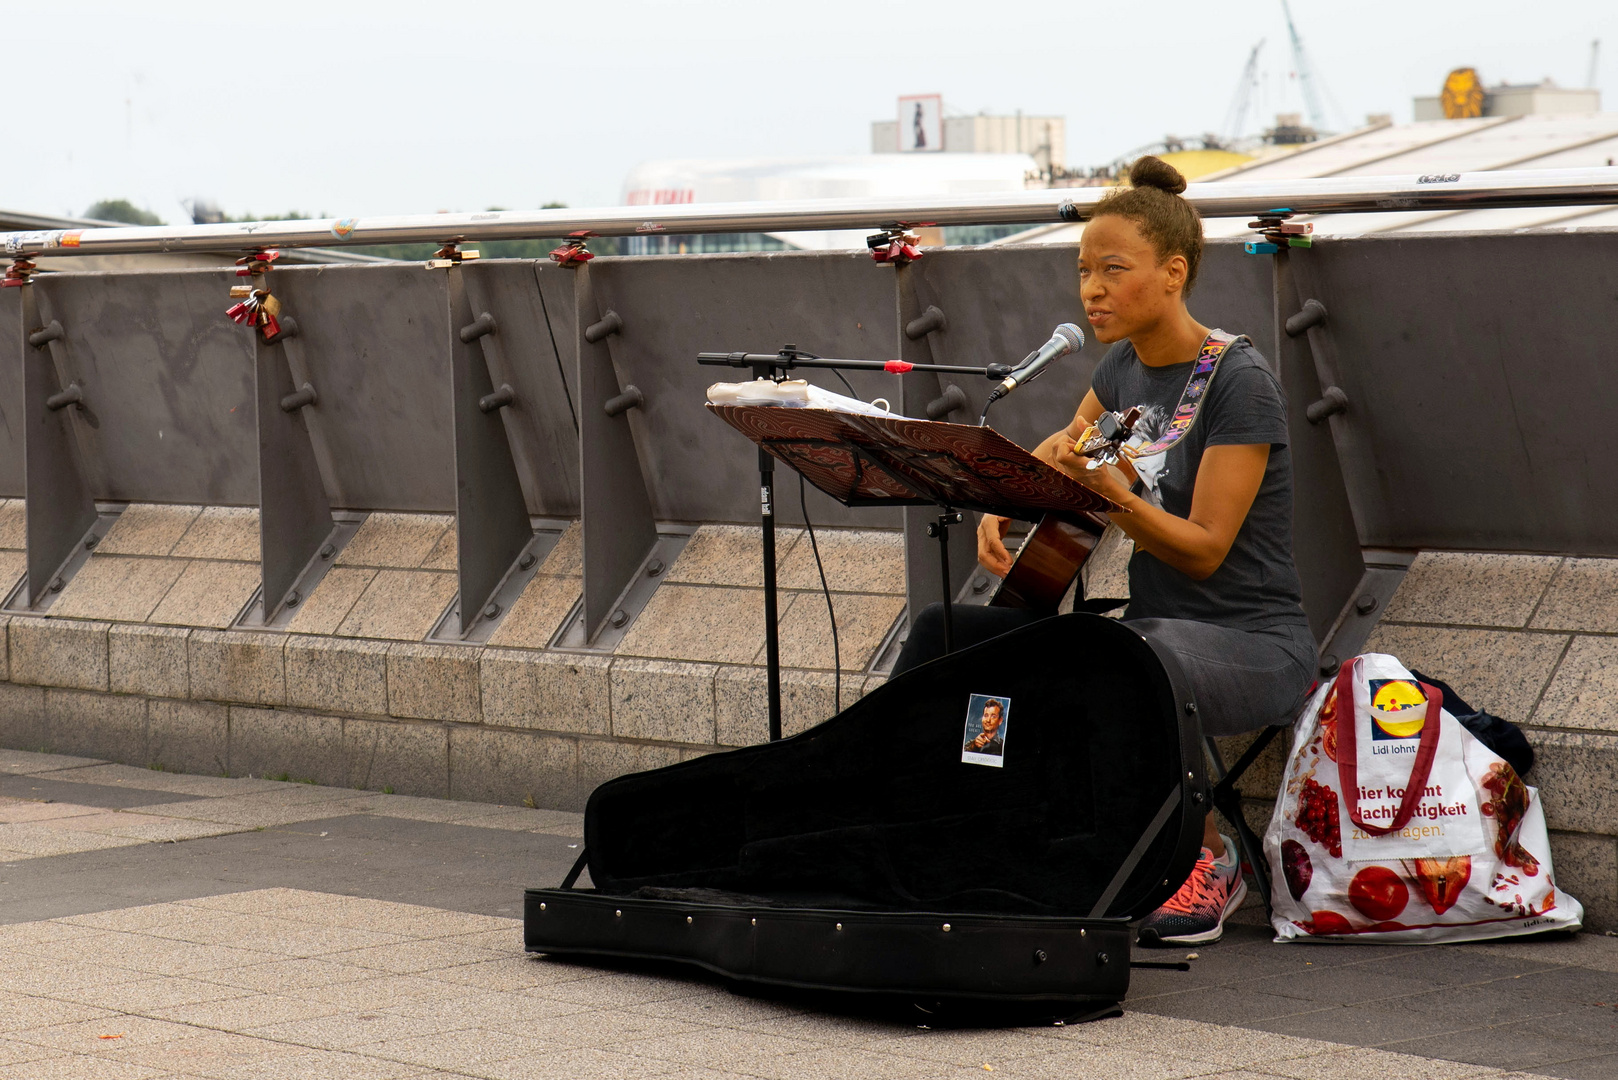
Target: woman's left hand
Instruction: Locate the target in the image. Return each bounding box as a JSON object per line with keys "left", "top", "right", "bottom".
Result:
{"left": 1049, "top": 435, "right": 1133, "bottom": 505}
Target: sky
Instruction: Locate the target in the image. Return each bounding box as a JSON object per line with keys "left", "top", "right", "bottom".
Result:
{"left": 7, "top": 0, "right": 1614, "bottom": 225}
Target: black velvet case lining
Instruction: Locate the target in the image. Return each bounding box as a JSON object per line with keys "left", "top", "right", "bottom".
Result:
{"left": 585, "top": 613, "right": 1204, "bottom": 919}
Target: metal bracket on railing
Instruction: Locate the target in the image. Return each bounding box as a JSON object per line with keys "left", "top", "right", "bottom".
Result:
{"left": 28, "top": 320, "right": 63, "bottom": 347}
{"left": 584, "top": 309, "right": 623, "bottom": 343}
{"left": 1285, "top": 298, "right": 1328, "bottom": 336}
{"left": 603, "top": 385, "right": 644, "bottom": 417}
{"left": 45, "top": 384, "right": 83, "bottom": 411}
{"left": 263, "top": 315, "right": 298, "bottom": 346}
{"left": 459, "top": 311, "right": 497, "bottom": 342}
{"left": 1306, "top": 385, "right": 1349, "bottom": 424}
{"left": 905, "top": 304, "right": 947, "bottom": 339}
{"left": 279, "top": 382, "right": 318, "bottom": 412}
{"left": 549, "top": 231, "right": 595, "bottom": 267}
{"left": 1245, "top": 211, "right": 1313, "bottom": 255}
{"left": 479, "top": 383, "right": 516, "bottom": 413}
{"left": 923, "top": 384, "right": 967, "bottom": 420}
{"left": 1284, "top": 297, "right": 1351, "bottom": 422}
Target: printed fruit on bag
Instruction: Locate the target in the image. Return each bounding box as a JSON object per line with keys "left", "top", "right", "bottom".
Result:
{"left": 1409, "top": 856, "right": 1471, "bottom": 914}
{"left": 1348, "top": 865, "right": 1409, "bottom": 921}
{"left": 1294, "top": 776, "right": 1342, "bottom": 857}
{"left": 1481, "top": 763, "right": 1540, "bottom": 875}
{"left": 1301, "top": 910, "right": 1353, "bottom": 936}
{"left": 1318, "top": 697, "right": 1339, "bottom": 763}
{"left": 1281, "top": 839, "right": 1313, "bottom": 900}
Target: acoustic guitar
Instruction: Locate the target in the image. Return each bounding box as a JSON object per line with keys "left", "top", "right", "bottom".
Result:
{"left": 989, "top": 408, "right": 1139, "bottom": 615}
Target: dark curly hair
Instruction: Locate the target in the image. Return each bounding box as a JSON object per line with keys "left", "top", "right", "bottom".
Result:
{"left": 1090, "top": 156, "right": 1204, "bottom": 294}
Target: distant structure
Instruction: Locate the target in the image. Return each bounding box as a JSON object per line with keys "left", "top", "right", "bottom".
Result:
{"left": 871, "top": 100, "right": 1065, "bottom": 174}
{"left": 1415, "top": 68, "right": 1600, "bottom": 120}
{"left": 620, "top": 152, "right": 1038, "bottom": 251}
{"left": 1008, "top": 81, "right": 1618, "bottom": 248}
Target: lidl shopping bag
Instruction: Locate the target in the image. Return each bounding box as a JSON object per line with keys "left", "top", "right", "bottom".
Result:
{"left": 1265, "top": 653, "right": 1581, "bottom": 943}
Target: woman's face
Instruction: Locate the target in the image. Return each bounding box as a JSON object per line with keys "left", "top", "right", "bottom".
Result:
{"left": 1078, "top": 215, "right": 1186, "bottom": 344}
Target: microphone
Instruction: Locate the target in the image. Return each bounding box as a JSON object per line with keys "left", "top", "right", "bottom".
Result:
{"left": 984, "top": 323, "right": 1085, "bottom": 407}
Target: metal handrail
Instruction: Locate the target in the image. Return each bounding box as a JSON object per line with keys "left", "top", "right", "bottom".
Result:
{"left": 5, "top": 166, "right": 1618, "bottom": 259}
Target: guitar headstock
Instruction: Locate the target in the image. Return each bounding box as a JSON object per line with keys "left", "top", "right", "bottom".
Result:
{"left": 1075, "top": 406, "right": 1142, "bottom": 469}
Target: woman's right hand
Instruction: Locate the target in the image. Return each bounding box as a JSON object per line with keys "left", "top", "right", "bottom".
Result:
{"left": 977, "top": 514, "right": 1014, "bottom": 577}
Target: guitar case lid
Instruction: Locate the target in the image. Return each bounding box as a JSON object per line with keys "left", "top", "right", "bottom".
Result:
{"left": 526, "top": 613, "right": 1209, "bottom": 1012}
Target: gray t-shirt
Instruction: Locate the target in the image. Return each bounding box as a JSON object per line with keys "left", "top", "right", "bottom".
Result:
{"left": 1089, "top": 337, "right": 1309, "bottom": 633}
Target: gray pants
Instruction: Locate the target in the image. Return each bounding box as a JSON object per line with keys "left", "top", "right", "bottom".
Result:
{"left": 892, "top": 605, "right": 1317, "bottom": 737}
{"left": 1124, "top": 617, "right": 1316, "bottom": 736}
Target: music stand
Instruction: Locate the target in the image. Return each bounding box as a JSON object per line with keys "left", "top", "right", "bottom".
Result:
{"left": 700, "top": 345, "right": 1023, "bottom": 742}
{"left": 708, "top": 403, "right": 1117, "bottom": 739}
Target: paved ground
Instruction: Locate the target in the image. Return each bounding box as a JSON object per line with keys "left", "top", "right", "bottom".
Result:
{"left": 1, "top": 749, "right": 1613, "bottom": 1079}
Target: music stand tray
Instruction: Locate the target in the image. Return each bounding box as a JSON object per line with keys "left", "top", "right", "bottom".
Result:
{"left": 707, "top": 405, "right": 1115, "bottom": 524}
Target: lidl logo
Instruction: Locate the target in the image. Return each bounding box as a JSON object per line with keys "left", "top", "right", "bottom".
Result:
{"left": 1369, "top": 678, "right": 1427, "bottom": 739}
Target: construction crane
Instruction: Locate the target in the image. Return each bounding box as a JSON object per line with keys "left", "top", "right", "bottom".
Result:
{"left": 1223, "top": 39, "right": 1265, "bottom": 144}
{"left": 1588, "top": 39, "right": 1601, "bottom": 90}
{"left": 1280, "top": 0, "right": 1329, "bottom": 134}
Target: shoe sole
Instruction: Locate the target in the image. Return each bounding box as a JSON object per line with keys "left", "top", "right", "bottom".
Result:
{"left": 1138, "top": 878, "right": 1248, "bottom": 947}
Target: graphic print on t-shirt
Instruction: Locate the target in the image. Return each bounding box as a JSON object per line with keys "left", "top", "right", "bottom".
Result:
{"left": 1122, "top": 404, "right": 1171, "bottom": 505}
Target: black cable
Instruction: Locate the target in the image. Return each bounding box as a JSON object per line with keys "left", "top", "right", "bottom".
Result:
{"left": 799, "top": 472, "right": 840, "bottom": 711}
{"left": 829, "top": 368, "right": 860, "bottom": 400}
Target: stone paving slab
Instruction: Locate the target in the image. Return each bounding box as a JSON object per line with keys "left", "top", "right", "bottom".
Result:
{"left": 0, "top": 891, "right": 1596, "bottom": 1080}
{"left": 0, "top": 750, "right": 1609, "bottom": 1079}
{"left": 0, "top": 749, "right": 107, "bottom": 775}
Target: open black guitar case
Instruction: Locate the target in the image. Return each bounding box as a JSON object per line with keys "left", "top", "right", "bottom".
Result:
{"left": 525, "top": 613, "right": 1209, "bottom": 1018}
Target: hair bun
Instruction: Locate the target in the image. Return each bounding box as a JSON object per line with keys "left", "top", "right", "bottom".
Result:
{"left": 1128, "top": 155, "right": 1188, "bottom": 195}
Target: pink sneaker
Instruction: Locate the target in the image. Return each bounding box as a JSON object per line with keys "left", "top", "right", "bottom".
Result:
{"left": 1137, "top": 844, "right": 1246, "bottom": 946}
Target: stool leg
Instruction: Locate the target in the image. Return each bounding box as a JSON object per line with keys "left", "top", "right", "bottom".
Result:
{"left": 1205, "top": 726, "right": 1286, "bottom": 917}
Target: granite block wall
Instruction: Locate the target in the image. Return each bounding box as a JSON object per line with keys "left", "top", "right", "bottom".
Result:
{"left": 0, "top": 506, "right": 890, "bottom": 812}
{"left": 2, "top": 502, "right": 1613, "bottom": 928}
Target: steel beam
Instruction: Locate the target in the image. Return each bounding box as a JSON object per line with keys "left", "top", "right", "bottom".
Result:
{"left": 449, "top": 265, "right": 534, "bottom": 636}
{"left": 571, "top": 262, "right": 658, "bottom": 643}
{"left": 255, "top": 313, "right": 334, "bottom": 619}
{"left": 18, "top": 285, "right": 96, "bottom": 607}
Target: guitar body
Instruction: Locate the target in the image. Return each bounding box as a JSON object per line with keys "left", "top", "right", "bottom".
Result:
{"left": 989, "top": 513, "right": 1109, "bottom": 614}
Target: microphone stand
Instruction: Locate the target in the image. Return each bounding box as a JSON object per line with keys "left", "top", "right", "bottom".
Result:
{"left": 698, "top": 344, "right": 1009, "bottom": 741}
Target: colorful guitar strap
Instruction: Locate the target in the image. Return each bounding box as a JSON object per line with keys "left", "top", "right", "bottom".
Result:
{"left": 1126, "top": 329, "right": 1248, "bottom": 460}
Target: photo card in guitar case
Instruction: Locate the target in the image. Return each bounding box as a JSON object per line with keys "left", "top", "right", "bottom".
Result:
{"left": 961, "top": 693, "right": 1010, "bottom": 767}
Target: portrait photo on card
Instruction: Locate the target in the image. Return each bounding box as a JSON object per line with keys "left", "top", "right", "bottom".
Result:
{"left": 961, "top": 694, "right": 1010, "bottom": 767}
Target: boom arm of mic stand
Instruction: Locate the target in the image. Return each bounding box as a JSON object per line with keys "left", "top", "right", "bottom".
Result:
{"left": 698, "top": 352, "right": 1013, "bottom": 379}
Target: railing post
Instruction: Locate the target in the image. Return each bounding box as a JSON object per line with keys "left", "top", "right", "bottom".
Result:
{"left": 18, "top": 282, "right": 96, "bottom": 608}
{"left": 894, "top": 260, "right": 978, "bottom": 623}
{"left": 1268, "top": 247, "right": 1369, "bottom": 663}
{"left": 448, "top": 264, "right": 534, "bottom": 635}
{"left": 568, "top": 260, "right": 657, "bottom": 643}
{"left": 255, "top": 301, "right": 336, "bottom": 619}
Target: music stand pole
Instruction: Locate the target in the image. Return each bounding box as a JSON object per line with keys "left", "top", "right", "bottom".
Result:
{"left": 927, "top": 508, "right": 964, "bottom": 653}
{"left": 747, "top": 360, "right": 785, "bottom": 742}
{"left": 759, "top": 444, "right": 783, "bottom": 742}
